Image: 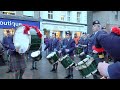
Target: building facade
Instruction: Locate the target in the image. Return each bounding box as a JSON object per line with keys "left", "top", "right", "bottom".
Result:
{"left": 93, "top": 11, "right": 120, "bottom": 33}
{"left": 0, "top": 11, "right": 40, "bottom": 41}
{"left": 40, "top": 11, "right": 87, "bottom": 39}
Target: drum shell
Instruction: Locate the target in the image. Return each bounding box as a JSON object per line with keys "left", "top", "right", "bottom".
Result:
{"left": 61, "top": 56, "right": 74, "bottom": 69}
{"left": 47, "top": 52, "right": 59, "bottom": 64}
{"left": 31, "top": 52, "right": 42, "bottom": 61}
{"left": 29, "top": 34, "right": 42, "bottom": 51}
{"left": 75, "top": 47, "right": 83, "bottom": 55}
{"left": 78, "top": 60, "right": 97, "bottom": 77}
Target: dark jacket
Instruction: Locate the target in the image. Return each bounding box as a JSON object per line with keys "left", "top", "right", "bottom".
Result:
{"left": 44, "top": 38, "right": 59, "bottom": 52}
{"left": 2, "top": 35, "right": 13, "bottom": 50}
{"left": 61, "top": 37, "right": 75, "bottom": 56}
{"left": 87, "top": 30, "right": 107, "bottom": 54}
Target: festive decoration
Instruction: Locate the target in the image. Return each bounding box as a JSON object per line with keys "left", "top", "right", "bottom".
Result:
{"left": 92, "top": 46, "right": 104, "bottom": 53}
{"left": 22, "top": 24, "right": 42, "bottom": 38}
{"left": 23, "top": 24, "right": 30, "bottom": 34}
{"left": 111, "top": 26, "right": 120, "bottom": 35}
{"left": 31, "top": 26, "right": 42, "bottom": 38}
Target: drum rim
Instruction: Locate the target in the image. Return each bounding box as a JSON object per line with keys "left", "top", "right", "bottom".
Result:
{"left": 66, "top": 62, "right": 74, "bottom": 69}
{"left": 46, "top": 52, "right": 56, "bottom": 58}
{"left": 60, "top": 54, "right": 68, "bottom": 61}
{"left": 77, "top": 58, "right": 95, "bottom": 70}
{"left": 81, "top": 69, "right": 97, "bottom": 78}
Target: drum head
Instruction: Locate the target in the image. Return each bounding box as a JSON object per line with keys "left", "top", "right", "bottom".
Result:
{"left": 13, "top": 25, "right": 31, "bottom": 53}
{"left": 46, "top": 52, "right": 56, "bottom": 59}
{"left": 31, "top": 50, "right": 40, "bottom": 58}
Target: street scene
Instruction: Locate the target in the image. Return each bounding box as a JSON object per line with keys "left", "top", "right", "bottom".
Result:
{"left": 0, "top": 11, "right": 120, "bottom": 79}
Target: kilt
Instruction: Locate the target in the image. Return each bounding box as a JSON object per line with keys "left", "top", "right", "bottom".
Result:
{"left": 9, "top": 52, "right": 27, "bottom": 72}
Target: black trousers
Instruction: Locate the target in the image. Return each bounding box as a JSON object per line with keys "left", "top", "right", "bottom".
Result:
{"left": 0, "top": 55, "right": 5, "bottom": 65}
{"left": 15, "top": 69, "right": 25, "bottom": 79}
{"left": 32, "top": 60, "right": 37, "bottom": 68}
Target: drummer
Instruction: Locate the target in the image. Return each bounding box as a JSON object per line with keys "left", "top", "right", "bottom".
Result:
{"left": 78, "top": 33, "right": 89, "bottom": 60}
{"left": 2, "top": 30, "right": 13, "bottom": 73}
{"left": 59, "top": 31, "right": 75, "bottom": 79}
{"left": 93, "top": 26, "right": 120, "bottom": 79}
{"left": 44, "top": 32, "right": 60, "bottom": 73}
{"left": 87, "top": 20, "right": 107, "bottom": 79}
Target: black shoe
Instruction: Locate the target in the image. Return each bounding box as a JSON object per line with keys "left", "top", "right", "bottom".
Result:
{"left": 70, "top": 75, "right": 73, "bottom": 79}
{"left": 34, "top": 68, "right": 38, "bottom": 70}
{"left": 50, "top": 69, "right": 55, "bottom": 72}
{"left": 6, "top": 70, "right": 12, "bottom": 73}
{"left": 53, "top": 69, "right": 57, "bottom": 73}
{"left": 31, "top": 67, "right": 34, "bottom": 70}
{"left": 65, "top": 75, "right": 71, "bottom": 79}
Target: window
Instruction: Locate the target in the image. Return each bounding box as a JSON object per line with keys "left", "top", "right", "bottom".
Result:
{"left": 61, "top": 11, "right": 65, "bottom": 21}
{"left": 67, "top": 11, "right": 71, "bottom": 21}
{"left": 48, "top": 11, "right": 53, "bottom": 19}
{"left": 2, "top": 11, "right": 16, "bottom": 15}
{"left": 61, "top": 15, "right": 64, "bottom": 21}
{"left": 115, "top": 11, "right": 118, "bottom": 20}
{"left": 77, "top": 12, "right": 81, "bottom": 23}
{"left": 23, "top": 11, "right": 34, "bottom": 17}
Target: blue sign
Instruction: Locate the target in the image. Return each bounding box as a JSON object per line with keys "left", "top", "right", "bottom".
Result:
{"left": 0, "top": 18, "right": 40, "bottom": 29}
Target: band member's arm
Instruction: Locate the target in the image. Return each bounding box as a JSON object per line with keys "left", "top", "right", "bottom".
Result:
{"left": 44, "top": 42, "right": 49, "bottom": 51}
{"left": 107, "top": 61, "right": 120, "bottom": 79}
{"left": 54, "top": 39, "right": 60, "bottom": 51}
{"left": 2, "top": 38, "right": 8, "bottom": 48}
{"left": 67, "top": 40, "right": 75, "bottom": 53}
{"left": 92, "top": 35, "right": 104, "bottom": 53}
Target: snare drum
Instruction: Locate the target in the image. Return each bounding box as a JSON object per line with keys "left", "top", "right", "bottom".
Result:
{"left": 59, "top": 55, "right": 75, "bottom": 69}
{"left": 75, "top": 47, "right": 83, "bottom": 55}
{"left": 31, "top": 50, "right": 42, "bottom": 61}
{"left": 46, "top": 52, "right": 59, "bottom": 64}
{"left": 13, "top": 25, "right": 42, "bottom": 53}
{"left": 75, "top": 56, "right": 97, "bottom": 78}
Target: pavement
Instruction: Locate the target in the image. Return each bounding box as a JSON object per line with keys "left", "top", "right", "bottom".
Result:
{"left": 0, "top": 51, "right": 94, "bottom": 79}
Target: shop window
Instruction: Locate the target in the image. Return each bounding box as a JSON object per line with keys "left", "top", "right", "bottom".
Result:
{"left": 76, "top": 32, "right": 81, "bottom": 38}
{"left": 55, "top": 31, "right": 60, "bottom": 38}
{"left": 23, "top": 11, "right": 34, "bottom": 17}
{"left": 3, "top": 28, "right": 15, "bottom": 36}
{"left": 2, "top": 11, "right": 16, "bottom": 15}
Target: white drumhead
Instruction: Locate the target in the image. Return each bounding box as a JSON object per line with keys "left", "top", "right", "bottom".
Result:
{"left": 31, "top": 50, "right": 40, "bottom": 57}
{"left": 46, "top": 52, "right": 56, "bottom": 58}
{"left": 13, "top": 25, "right": 31, "bottom": 53}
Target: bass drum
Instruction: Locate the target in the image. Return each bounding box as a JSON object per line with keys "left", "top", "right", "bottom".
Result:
{"left": 13, "top": 25, "right": 42, "bottom": 53}
{"left": 29, "top": 28, "right": 42, "bottom": 51}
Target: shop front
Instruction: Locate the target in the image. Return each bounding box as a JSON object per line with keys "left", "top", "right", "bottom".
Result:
{"left": 0, "top": 18, "right": 40, "bottom": 41}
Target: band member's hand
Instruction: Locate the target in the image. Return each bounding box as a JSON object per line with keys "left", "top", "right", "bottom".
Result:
{"left": 65, "top": 49, "right": 69, "bottom": 52}
{"left": 54, "top": 49, "right": 57, "bottom": 52}
{"left": 100, "top": 76, "right": 107, "bottom": 79}
{"left": 98, "top": 61, "right": 110, "bottom": 78}
{"left": 93, "top": 50, "right": 98, "bottom": 53}
{"left": 58, "top": 50, "right": 61, "bottom": 54}
{"left": 75, "top": 45, "right": 78, "bottom": 47}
